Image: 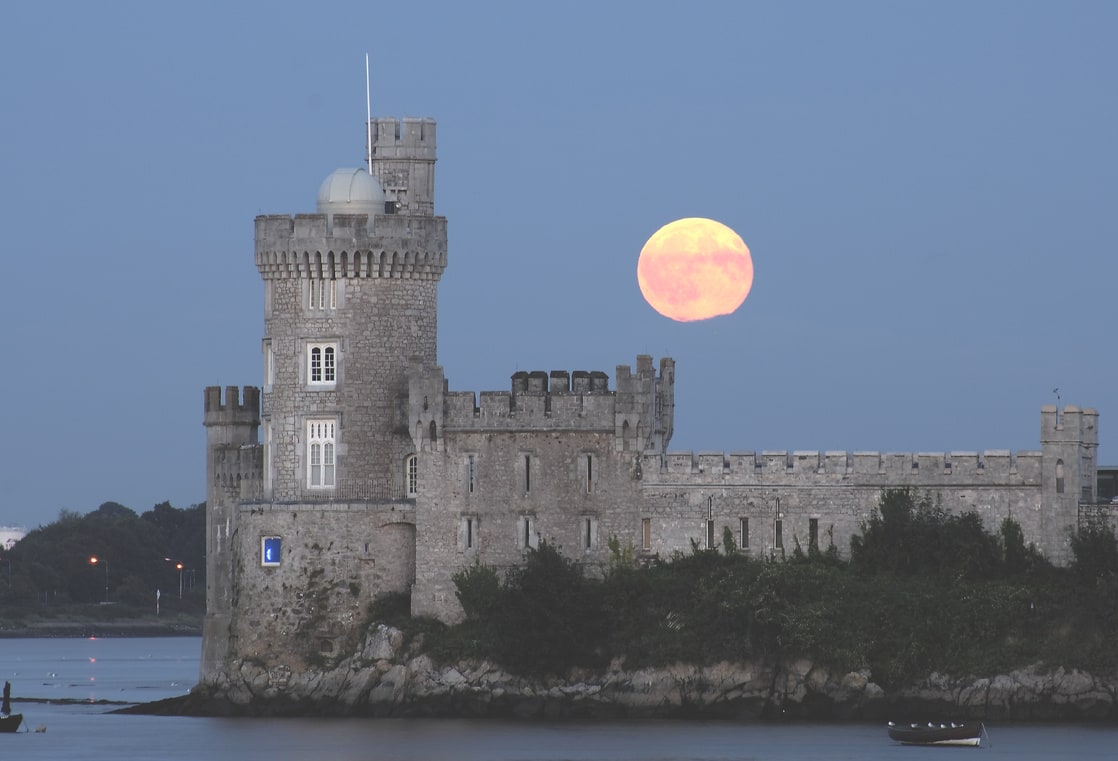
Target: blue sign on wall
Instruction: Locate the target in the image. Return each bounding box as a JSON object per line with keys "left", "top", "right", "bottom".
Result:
{"left": 261, "top": 536, "right": 282, "bottom": 566}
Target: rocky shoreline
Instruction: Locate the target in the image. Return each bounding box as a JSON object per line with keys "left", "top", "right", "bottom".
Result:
{"left": 159, "top": 624, "right": 1118, "bottom": 722}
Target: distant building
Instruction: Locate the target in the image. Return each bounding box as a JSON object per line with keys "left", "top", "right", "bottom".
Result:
{"left": 0, "top": 527, "right": 25, "bottom": 551}
{"left": 200, "top": 115, "right": 1113, "bottom": 688}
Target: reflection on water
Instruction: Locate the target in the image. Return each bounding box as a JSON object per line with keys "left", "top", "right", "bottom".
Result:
{"left": 0, "top": 636, "right": 198, "bottom": 704}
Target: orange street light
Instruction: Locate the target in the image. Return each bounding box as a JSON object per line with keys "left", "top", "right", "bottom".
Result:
{"left": 89, "top": 556, "right": 109, "bottom": 603}
{"left": 164, "top": 558, "right": 186, "bottom": 599}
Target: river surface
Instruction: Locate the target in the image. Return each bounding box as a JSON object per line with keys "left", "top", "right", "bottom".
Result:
{"left": 0, "top": 637, "right": 1115, "bottom": 760}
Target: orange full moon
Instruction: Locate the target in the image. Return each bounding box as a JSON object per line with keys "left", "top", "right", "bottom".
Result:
{"left": 637, "top": 217, "right": 753, "bottom": 322}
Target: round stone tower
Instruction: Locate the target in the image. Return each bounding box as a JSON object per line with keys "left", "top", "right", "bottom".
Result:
{"left": 255, "top": 117, "right": 446, "bottom": 501}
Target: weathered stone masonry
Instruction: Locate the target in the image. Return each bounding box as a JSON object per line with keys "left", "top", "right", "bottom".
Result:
{"left": 201, "top": 114, "right": 1107, "bottom": 693}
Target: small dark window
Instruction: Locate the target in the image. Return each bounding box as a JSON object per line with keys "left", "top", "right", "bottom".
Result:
{"left": 775, "top": 520, "right": 783, "bottom": 550}
{"left": 525, "top": 455, "right": 531, "bottom": 493}
{"left": 809, "top": 518, "right": 819, "bottom": 550}
{"left": 740, "top": 517, "right": 749, "bottom": 548}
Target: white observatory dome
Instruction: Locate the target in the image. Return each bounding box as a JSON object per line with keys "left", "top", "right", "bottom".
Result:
{"left": 316, "top": 168, "right": 386, "bottom": 220}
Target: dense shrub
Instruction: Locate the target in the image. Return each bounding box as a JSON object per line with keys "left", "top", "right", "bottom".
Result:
{"left": 410, "top": 492, "right": 1118, "bottom": 685}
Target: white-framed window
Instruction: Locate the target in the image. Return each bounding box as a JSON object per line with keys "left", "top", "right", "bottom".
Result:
{"left": 307, "top": 277, "right": 337, "bottom": 310}
{"left": 459, "top": 515, "right": 478, "bottom": 553}
{"left": 261, "top": 536, "right": 282, "bottom": 567}
{"left": 405, "top": 454, "right": 418, "bottom": 497}
{"left": 307, "top": 419, "right": 336, "bottom": 488}
{"left": 263, "top": 419, "right": 273, "bottom": 492}
{"left": 518, "top": 514, "right": 538, "bottom": 550}
{"left": 307, "top": 343, "right": 337, "bottom": 386}
{"left": 263, "top": 340, "right": 274, "bottom": 389}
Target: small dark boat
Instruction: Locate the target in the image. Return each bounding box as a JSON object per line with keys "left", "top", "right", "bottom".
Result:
{"left": 0, "top": 681, "right": 22, "bottom": 733}
{"left": 888, "top": 720, "right": 985, "bottom": 747}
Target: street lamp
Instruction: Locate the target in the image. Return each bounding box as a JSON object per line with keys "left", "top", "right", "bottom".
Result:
{"left": 89, "top": 556, "right": 108, "bottom": 603}
{"left": 164, "top": 558, "right": 185, "bottom": 599}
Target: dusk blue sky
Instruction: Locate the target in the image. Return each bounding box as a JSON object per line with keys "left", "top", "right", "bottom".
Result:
{"left": 2, "top": 1, "right": 1115, "bottom": 529}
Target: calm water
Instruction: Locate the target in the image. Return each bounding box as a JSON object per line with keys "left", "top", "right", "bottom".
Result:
{"left": 1, "top": 637, "right": 1116, "bottom": 760}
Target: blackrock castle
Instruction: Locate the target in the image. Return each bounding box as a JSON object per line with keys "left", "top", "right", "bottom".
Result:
{"left": 201, "top": 116, "right": 1103, "bottom": 686}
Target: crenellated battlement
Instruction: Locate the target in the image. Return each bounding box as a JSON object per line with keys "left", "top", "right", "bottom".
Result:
{"left": 434, "top": 357, "right": 674, "bottom": 454}
{"left": 368, "top": 117, "right": 437, "bottom": 216}
{"left": 647, "top": 448, "right": 1045, "bottom": 485}
{"left": 203, "top": 386, "right": 260, "bottom": 426}
{"left": 370, "top": 117, "right": 436, "bottom": 159}
{"left": 1041, "top": 405, "right": 1099, "bottom": 445}
{"left": 254, "top": 213, "right": 447, "bottom": 280}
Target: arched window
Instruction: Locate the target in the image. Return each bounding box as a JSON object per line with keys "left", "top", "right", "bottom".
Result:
{"left": 405, "top": 454, "right": 418, "bottom": 497}
{"left": 1056, "top": 459, "right": 1065, "bottom": 494}
{"left": 307, "top": 343, "right": 336, "bottom": 385}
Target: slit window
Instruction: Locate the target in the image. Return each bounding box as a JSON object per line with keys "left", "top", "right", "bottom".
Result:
{"left": 519, "top": 515, "right": 537, "bottom": 549}
{"left": 582, "top": 515, "right": 597, "bottom": 551}
{"left": 775, "top": 519, "right": 783, "bottom": 550}
{"left": 809, "top": 518, "right": 819, "bottom": 550}
{"left": 459, "top": 516, "right": 477, "bottom": 552}
{"left": 467, "top": 455, "right": 476, "bottom": 494}
{"left": 739, "top": 517, "right": 749, "bottom": 549}
{"left": 641, "top": 517, "right": 651, "bottom": 550}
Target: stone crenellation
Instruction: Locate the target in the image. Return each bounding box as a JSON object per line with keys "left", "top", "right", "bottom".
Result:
{"left": 652, "top": 449, "right": 1043, "bottom": 482}
{"left": 198, "top": 113, "right": 1115, "bottom": 702}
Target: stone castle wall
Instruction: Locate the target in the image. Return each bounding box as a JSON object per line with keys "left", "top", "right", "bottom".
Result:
{"left": 201, "top": 113, "right": 1106, "bottom": 690}
{"left": 212, "top": 501, "right": 415, "bottom": 676}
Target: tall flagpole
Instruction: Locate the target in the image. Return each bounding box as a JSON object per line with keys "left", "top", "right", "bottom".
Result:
{"left": 366, "top": 53, "right": 373, "bottom": 174}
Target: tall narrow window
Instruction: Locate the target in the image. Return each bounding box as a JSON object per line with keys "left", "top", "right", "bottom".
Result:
{"left": 809, "top": 518, "right": 819, "bottom": 551}
{"left": 739, "top": 517, "right": 749, "bottom": 549}
{"left": 307, "top": 419, "right": 336, "bottom": 488}
{"left": 1056, "top": 459, "right": 1065, "bottom": 494}
{"left": 582, "top": 515, "right": 597, "bottom": 551}
{"left": 308, "top": 278, "right": 337, "bottom": 310}
{"left": 263, "top": 420, "right": 273, "bottom": 492}
{"left": 775, "top": 519, "right": 783, "bottom": 550}
{"left": 519, "top": 515, "right": 537, "bottom": 549}
{"left": 706, "top": 519, "right": 715, "bottom": 549}
{"left": 641, "top": 518, "right": 651, "bottom": 550}
{"left": 263, "top": 340, "right": 274, "bottom": 389}
{"left": 459, "top": 516, "right": 477, "bottom": 552}
{"left": 308, "top": 343, "right": 337, "bottom": 385}
{"left": 405, "top": 454, "right": 418, "bottom": 497}
{"left": 585, "top": 454, "right": 594, "bottom": 493}
{"left": 467, "top": 455, "right": 476, "bottom": 494}
{"left": 524, "top": 454, "right": 531, "bottom": 493}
